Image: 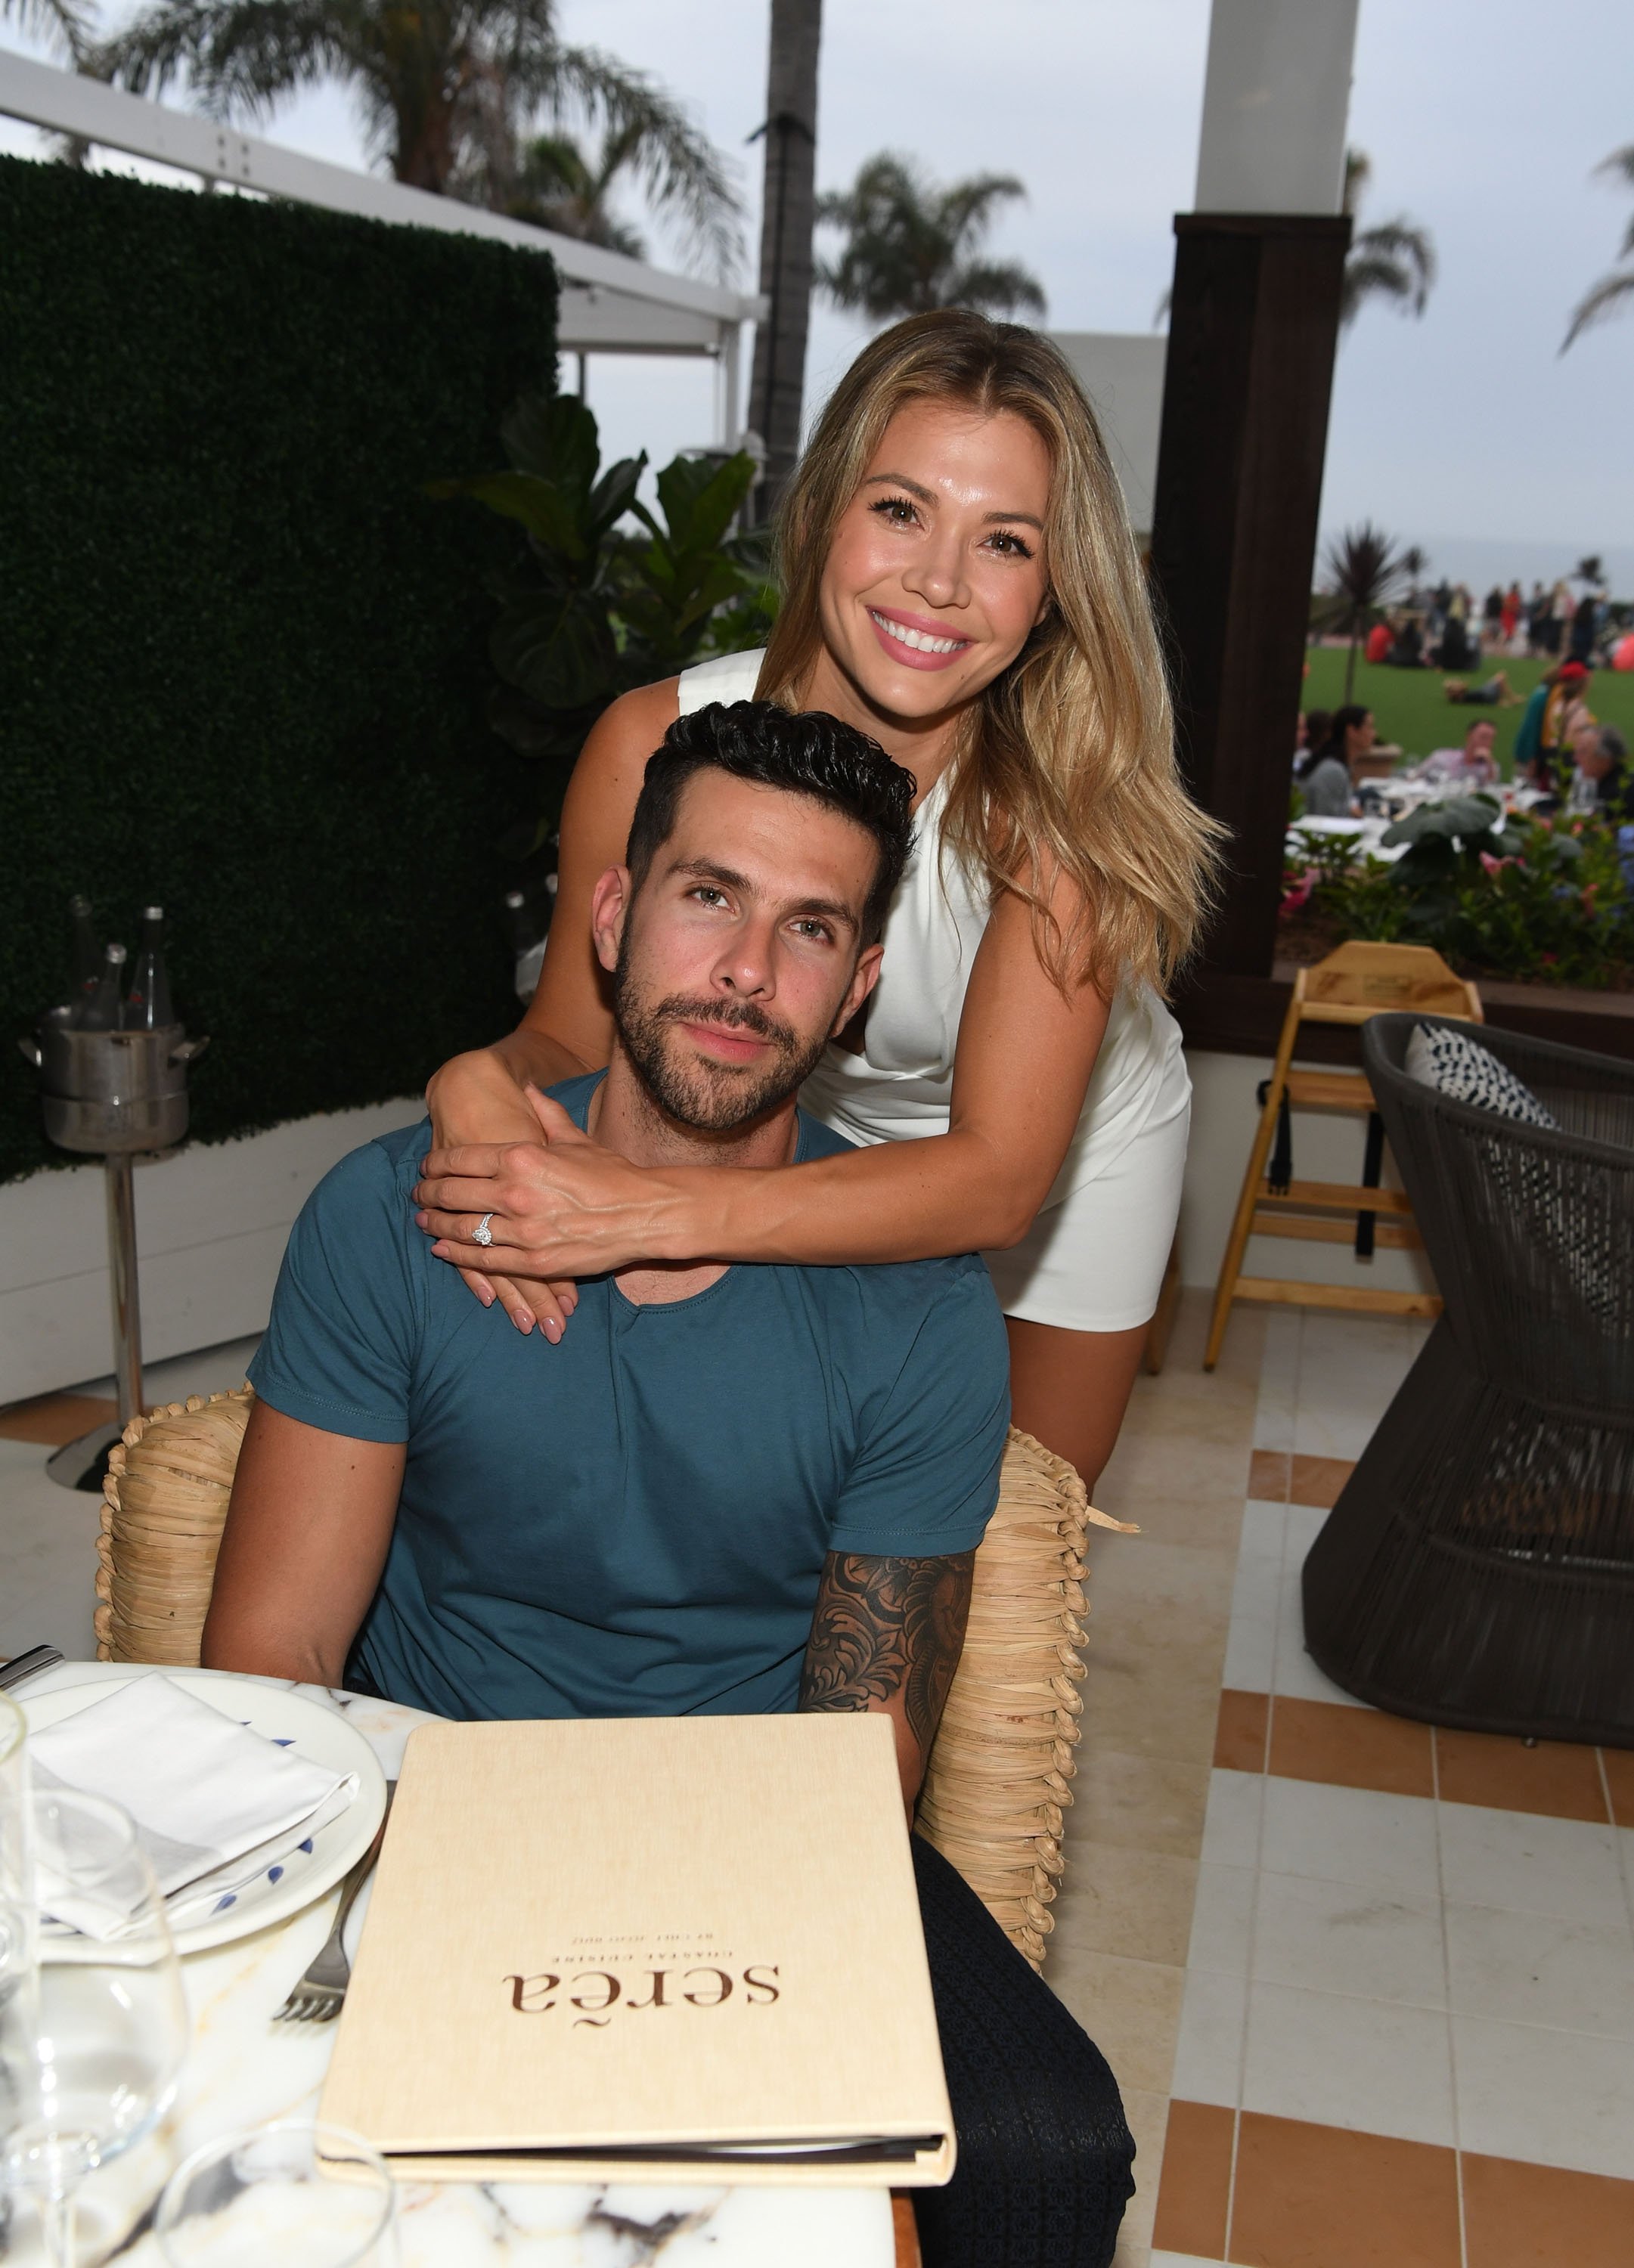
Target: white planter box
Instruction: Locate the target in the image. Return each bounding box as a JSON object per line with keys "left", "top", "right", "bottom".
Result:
{"left": 0, "top": 1099, "right": 423, "bottom": 1404}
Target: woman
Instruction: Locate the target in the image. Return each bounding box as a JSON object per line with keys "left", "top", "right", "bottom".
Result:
{"left": 417, "top": 311, "right": 1222, "bottom": 1489}
{"left": 1295, "top": 706, "right": 1372, "bottom": 817}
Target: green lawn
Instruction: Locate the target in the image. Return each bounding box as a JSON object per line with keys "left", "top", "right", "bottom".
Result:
{"left": 1300, "top": 645, "right": 1634, "bottom": 775}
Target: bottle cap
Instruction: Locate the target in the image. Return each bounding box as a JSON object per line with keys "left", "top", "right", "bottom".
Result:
{"left": 504, "top": 891, "right": 526, "bottom": 909}
{"left": 143, "top": 905, "right": 164, "bottom": 922}
{"left": 69, "top": 894, "right": 93, "bottom": 916}
{"left": 107, "top": 943, "right": 128, "bottom": 965}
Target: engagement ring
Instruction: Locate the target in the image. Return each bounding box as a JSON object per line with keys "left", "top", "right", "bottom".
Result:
{"left": 473, "top": 1213, "right": 495, "bottom": 1247}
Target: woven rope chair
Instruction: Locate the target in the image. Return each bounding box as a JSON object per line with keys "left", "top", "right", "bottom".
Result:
{"left": 98, "top": 1397, "right": 1112, "bottom": 1966}
{"left": 1304, "top": 1014, "right": 1634, "bottom": 1743}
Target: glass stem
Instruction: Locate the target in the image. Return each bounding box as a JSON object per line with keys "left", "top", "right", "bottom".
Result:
{"left": 39, "top": 2183, "right": 77, "bottom": 2268}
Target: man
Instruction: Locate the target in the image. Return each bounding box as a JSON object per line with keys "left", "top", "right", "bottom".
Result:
{"left": 1421, "top": 718, "right": 1499, "bottom": 787}
{"left": 206, "top": 699, "right": 1136, "bottom": 2268}
{"left": 1571, "top": 722, "right": 1634, "bottom": 823}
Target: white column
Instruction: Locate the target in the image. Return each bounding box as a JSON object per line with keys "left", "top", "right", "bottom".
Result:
{"left": 1194, "top": 0, "right": 1360, "bottom": 215}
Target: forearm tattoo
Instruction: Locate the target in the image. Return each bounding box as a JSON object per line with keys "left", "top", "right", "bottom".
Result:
{"left": 798, "top": 1552, "right": 975, "bottom": 1755}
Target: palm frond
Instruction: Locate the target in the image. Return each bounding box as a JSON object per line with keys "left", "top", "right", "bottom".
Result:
{"left": 1319, "top": 520, "right": 1407, "bottom": 634}
{"left": 1342, "top": 146, "right": 1371, "bottom": 218}
{"left": 98, "top": 0, "right": 349, "bottom": 123}
{"left": 1562, "top": 265, "right": 1634, "bottom": 350}
{"left": 1594, "top": 142, "right": 1634, "bottom": 192}
{"left": 2, "top": 0, "right": 93, "bottom": 62}
{"left": 942, "top": 258, "right": 1046, "bottom": 319}
{"left": 1341, "top": 218, "right": 1435, "bottom": 325}
{"left": 530, "top": 44, "right": 745, "bottom": 280}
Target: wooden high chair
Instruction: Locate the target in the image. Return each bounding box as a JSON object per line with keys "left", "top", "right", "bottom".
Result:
{"left": 1203, "top": 943, "right": 1482, "bottom": 1371}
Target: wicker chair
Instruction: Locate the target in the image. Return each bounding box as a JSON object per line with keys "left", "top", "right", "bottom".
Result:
{"left": 98, "top": 1399, "right": 1113, "bottom": 1967}
{"left": 1303, "top": 1013, "right": 1634, "bottom": 1744}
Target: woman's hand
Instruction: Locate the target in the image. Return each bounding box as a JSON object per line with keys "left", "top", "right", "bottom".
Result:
{"left": 423, "top": 1050, "right": 582, "bottom": 1339}
{"left": 414, "top": 1089, "right": 693, "bottom": 1288}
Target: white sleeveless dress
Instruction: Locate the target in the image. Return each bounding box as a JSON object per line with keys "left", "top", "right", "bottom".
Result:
{"left": 677, "top": 651, "right": 1191, "bottom": 1331}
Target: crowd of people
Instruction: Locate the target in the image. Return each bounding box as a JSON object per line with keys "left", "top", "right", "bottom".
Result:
{"left": 1361, "top": 572, "right": 1632, "bottom": 678}
{"left": 1293, "top": 660, "right": 1633, "bottom": 823}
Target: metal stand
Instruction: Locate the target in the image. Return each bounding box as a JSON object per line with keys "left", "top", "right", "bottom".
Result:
{"left": 104, "top": 1152, "right": 144, "bottom": 1427}
{"left": 20, "top": 1014, "right": 207, "bottom": 1478}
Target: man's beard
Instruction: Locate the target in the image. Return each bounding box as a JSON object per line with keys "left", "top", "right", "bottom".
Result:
{"left": 612, "top": 937, "right": 833, "bottom": 1135}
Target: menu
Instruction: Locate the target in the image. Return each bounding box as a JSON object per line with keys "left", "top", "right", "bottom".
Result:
{"left": 320, "top": 1712, "right": 955, "bottom": 2186}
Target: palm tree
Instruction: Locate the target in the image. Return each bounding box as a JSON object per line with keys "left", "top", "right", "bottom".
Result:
{"left": 747, "top": 0, "right": 823, "bottom": 522}
{"left": 1341, "top": 150, "right": 1436, "bottom": 329}
{"left": 1575, "top": 554, "right": 1606, "bottom": 588}
{"left": 1320, "top": 522, "right": 1408, "bottom": 702}
{"left": 96, "top": 1, "right": 743, "bottom": 276}
{"left": 1563, "top": 144, "right": 1634, "bottom": 349}
{"left": 498, "top": 128, "right": 646, "bottom": 255}
{"left": 815, "top": 153, "right": 1046, "bottom": 324}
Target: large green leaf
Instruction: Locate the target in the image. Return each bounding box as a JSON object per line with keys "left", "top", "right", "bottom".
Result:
{"left": 491, "top": 587, "right": 618, "bottom": 711}
{"left": 429, "top": 470, "right": 587, "bottom": 560}
{"left": 1381, "top": 794, "right": 1502, "bottom": 848}
{"left": 654, "top": 451, "right": 757, "bottom": 557}
{"left": 501, "top": 390, "right": 600, "bottom": 500}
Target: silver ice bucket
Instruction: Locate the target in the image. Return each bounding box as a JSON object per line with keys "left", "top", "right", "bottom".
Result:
{"left": 20, "top": 1016, "right": 209, "bottom": 1155}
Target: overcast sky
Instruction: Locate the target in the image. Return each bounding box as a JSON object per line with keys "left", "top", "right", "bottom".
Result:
{"left": 5, "top": 0, "right": 1631, "bottom": 587}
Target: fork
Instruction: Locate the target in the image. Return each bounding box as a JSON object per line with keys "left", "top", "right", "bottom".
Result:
{"left": 0, "top": 1644, "right": 64, "bottom": 1694}
{"left": 274, "top": 1782, "right": 395, "bottom": 2025}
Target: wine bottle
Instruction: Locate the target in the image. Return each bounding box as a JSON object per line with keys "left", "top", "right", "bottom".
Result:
{"left": 124, "top": 906, "right": 175, "bottom": 1030}
{"left": 67, "top": 895, "right": 101, "bottom": 1021}
{"left": 79, "top": 943, "right": 128, "bottom": 1033}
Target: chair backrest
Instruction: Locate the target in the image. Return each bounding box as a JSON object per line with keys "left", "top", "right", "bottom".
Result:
{"left": 1299, "top": 940, "right": 1482, "bottom": 1027}
{"left": 1363, "top": 1014, "right": 1634, "bottom": 1414}
{"left": 96, "top": 1388, "right": 253, "bottom": 1665}
{"left": 98, "top": 1400, "right": 1096, "bottom": 1970}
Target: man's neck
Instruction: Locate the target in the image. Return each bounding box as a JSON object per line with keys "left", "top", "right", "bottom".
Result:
{"left": 589, "top": 1049, "right": 801, "bottom": 1173}
{"left": 585, "top": 1049, "right": 798, "bottom": 1307}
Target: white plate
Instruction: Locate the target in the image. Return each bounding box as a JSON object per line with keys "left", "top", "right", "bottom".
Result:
{"left": 23, "top": 1670, "right": 388, "bottom": 1955}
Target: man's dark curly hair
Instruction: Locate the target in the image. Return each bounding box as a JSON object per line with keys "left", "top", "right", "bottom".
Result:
{"left": 625, "top": 699, "right": 916, "bottom": 947}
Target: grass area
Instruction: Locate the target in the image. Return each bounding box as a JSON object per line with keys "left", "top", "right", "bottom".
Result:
{"left": 1301, "top": 645, "right": 1634, "bottom": 774}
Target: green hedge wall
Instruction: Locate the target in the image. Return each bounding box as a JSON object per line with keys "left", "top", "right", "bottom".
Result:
{"left": 0, "top": 156, "right": 558, "bottom": 1182}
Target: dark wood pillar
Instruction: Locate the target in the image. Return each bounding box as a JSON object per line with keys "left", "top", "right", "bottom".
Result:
{"left": 1149, "top": 213, "right": 1351, "bottom": 980}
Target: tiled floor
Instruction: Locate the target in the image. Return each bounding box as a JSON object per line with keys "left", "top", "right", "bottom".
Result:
{"left": 1046, "top": 1296, "right": 1634, "bottom": 2268}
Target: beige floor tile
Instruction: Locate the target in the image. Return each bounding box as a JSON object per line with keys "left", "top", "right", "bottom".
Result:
{"left": 1046, "top": 1944, "right": 1186, "bottom": 2096}
{"left": 1074, "top": 1749, "right": 1215, "bottom": 1860}
{"left": 1052, "top": 1844, "right": 1201, "bottom": 1968}
{"left": 1081, "top": 1653, "right": 1228, "bottom": 1771}
{"left": 1096, "top": 1433, "right": 1256, "bottom": 1550}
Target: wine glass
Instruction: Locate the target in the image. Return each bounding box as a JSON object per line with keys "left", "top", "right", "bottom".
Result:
{"left": 0, "top": 1788, "right": 190, "bottom": 2268}
{"left": 0, "top": 1694, "right": 27, "bottom": 1998}
{"left": 156, "top": 2119, "right": 397, "bottom": 2266}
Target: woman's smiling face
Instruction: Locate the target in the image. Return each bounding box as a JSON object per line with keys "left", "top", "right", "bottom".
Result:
{"left": 816, "top": 398, "right": 1053, "bottom": 724}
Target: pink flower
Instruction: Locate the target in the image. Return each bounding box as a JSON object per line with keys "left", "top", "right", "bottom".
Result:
{"left": 1479, "top": 851, "right": 1518, "bottom": 877}
{"left": 1542, "top": 951, "right": 1559, "bottom": 965}
{"left": 1281, "top": 875, "right": 1316, "bottom": 912}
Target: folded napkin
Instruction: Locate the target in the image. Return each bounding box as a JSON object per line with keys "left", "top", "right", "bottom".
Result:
{"left": 29, "top": 1674, "right": 355, "bottom": 1939}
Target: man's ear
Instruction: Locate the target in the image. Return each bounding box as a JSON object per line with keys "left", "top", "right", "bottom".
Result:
{"left": 589, "top": 866, "right": 632, "bottom": 976}
{"left": 830, "top": 940, "right": 884, "bottom": 1040}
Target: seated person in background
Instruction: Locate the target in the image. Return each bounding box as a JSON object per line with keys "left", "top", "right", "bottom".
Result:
{"left": 1294, "top": 706, "right": 1333, "bottom": 772}
{"left": 1570, "top": 723, "right": 1634, "bottom": 823}
{"left": 1421, "top": 718, "right": 1499, "bottom": 788}
{"left": 1389, "top": 616, "right": 1425, "bottom": 668}
{"left": 204, "top": 699, "right": 1136, "bottom": 2268}
{"left": 1295, "top": 704, "right": 1374, "bottom": 816}
{"left": 1443, "top": 671, "right": 1516, "bottom": 707}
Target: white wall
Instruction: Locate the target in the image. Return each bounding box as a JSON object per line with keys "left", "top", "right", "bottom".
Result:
{"left": 0, "top": 1100, "right": 423, "bottom": 1405}
{"left": 1177, "top": 1047, "right": 1436, "bottom": 1301}
{"left": 1049, "top": 333, "right": 1167, "bottom": 538}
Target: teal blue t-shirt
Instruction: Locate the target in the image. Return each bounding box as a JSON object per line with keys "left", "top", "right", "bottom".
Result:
{"left": 247, "top": 1074, "right": 1010, "bottom": 1722}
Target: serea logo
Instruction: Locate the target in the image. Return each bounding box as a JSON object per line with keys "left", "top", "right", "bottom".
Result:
{"left": 504, "top": 1966, "right": 781, "bottom": 2028}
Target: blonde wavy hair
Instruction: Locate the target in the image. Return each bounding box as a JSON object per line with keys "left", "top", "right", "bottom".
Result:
{"left": 757, "top": 309, "right": 1223, "bottom": 997}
